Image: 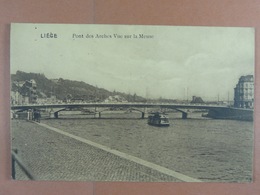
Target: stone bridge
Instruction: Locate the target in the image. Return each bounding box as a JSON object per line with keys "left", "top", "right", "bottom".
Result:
{"left": 11, "top": 102, "right": 253, "bottom": 121}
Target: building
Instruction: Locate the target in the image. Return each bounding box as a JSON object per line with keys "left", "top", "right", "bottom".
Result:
{"left": 21, "top": 79, "right": 37, "bottom": 104}
{"left": 104, "top": 95, "right": 127, "bottom": 103}
{"left": 234, "top": 75, "right": 254, "bottom": 108}
{"left": 190, "top": 96, "right": 204, "bottom": 104}
{"left": 11, "top": 79, "right": 38, "bottom": 104}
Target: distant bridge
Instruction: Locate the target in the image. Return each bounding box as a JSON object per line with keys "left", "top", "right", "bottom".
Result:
{"left": 11, "top": 102, "right": 229, "bottom": 110}
{"left": 11, "top": 102, "right": 254, "bottom": 121}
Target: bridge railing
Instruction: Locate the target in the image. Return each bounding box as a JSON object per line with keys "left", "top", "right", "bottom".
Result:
{"left": 12, "top": 148, "right": 37, "bottom": 180}
{"left": 11, "top": 102, "right": 230, "bottom": 109}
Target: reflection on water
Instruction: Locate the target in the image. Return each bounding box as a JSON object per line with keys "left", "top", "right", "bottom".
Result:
{"left": 42, "top": 111, "right": 253, "bottom": 182}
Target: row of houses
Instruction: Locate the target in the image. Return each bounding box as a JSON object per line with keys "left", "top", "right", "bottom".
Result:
{"left": 11, "top": 79, "right": 128, "bottom": 105}
{"left": 11, "top": 79, "right": 37, "bottom": 105}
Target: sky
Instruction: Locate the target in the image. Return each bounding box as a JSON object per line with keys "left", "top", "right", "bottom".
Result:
{"left": 10, "top": 24, "right": 254, "bottom": 101}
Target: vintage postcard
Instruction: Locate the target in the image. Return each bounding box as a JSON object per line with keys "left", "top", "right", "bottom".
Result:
{"left": 10, "top": 23, "right": 254, "bottom": 182}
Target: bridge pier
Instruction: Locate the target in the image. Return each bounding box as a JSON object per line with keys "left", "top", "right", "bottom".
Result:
{"left": 54, "top": 112, "right": 59, "bottom": 119}
{"left": 49, "top": 111, "right": 54, "bottom": 118}
{"left": 94, "top": 112, "right": 101, "bottom": 119}
{"left": 49, "top": 111, "right": 59, "bottom": 119}
{"left": 141, "top": 107, "right": 148, "bottom": 119}
{"left": 141, "top": 112, "right": 148, "bottom": 119}
{"left": 182, "top": 112, "right": 187, "bottom": 119}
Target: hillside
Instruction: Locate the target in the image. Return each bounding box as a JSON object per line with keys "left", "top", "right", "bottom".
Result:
{"left": 11, "top": 71, "right": 146, "bottom": 102}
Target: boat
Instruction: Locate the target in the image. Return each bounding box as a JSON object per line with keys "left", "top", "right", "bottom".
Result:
{"left": 148, "top": 112, "right": 170, "bottom": 127}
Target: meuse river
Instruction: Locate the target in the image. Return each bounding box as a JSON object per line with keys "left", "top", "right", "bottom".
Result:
{"left": 39, "top": 111, "right": 253, "bottom": 182}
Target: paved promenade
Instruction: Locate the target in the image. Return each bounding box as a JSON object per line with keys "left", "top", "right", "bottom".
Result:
{"left": 11, "top": 120, "right": 197, "bottom": 182}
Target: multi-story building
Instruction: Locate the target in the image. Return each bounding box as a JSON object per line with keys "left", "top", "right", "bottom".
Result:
{"left": 234, "top": 75, "right": 254, "bottom": 108}
{"left": 11, "top": 79, "right": 38, "bottom": 104}
{"left": 24, "top": 79, "right": 37, "bottom": 104}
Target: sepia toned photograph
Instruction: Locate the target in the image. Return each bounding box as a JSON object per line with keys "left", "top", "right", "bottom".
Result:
{"left": 10, "top": 23, "right": 254, "bottom": 182}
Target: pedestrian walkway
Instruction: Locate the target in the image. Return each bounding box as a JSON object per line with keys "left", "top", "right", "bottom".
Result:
{"left": 36, "top": 122, "right": 201, "bottom": 182}
{"left": 12, "top": 120, "right": 201, "bottom": 182}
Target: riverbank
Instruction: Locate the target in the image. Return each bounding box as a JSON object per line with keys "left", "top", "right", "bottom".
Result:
{"left": 11, "top": 120, "right": 182, "bottom": 181}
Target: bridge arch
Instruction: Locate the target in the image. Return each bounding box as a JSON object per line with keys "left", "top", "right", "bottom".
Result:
{"left": 164, "top": 107, "right": 188, "bottom": 119}
{"left": 50, "top": 107, "right": 77, "bottom": 118}
{"left": 95, "top": 107, "right": 147, "bottom": 118}
{"left": 125, "top": 107, "right": 148, "bottom": 118}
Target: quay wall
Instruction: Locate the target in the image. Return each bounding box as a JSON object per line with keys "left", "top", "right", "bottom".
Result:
{"left": 207, "top": 107, "right": 253, "bottom": 121}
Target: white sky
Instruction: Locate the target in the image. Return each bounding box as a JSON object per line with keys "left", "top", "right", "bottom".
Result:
{"left": 11, "top": 24, "right": 254, "bottom": 101}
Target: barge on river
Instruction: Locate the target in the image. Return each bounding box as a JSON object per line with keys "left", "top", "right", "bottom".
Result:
{"left": 148, "top": 112, "right": 170, "bottom": 127}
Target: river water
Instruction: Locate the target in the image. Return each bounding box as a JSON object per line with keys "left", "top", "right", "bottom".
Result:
{"left": 40, "top": 111, "right": 254, "bottom": 182}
